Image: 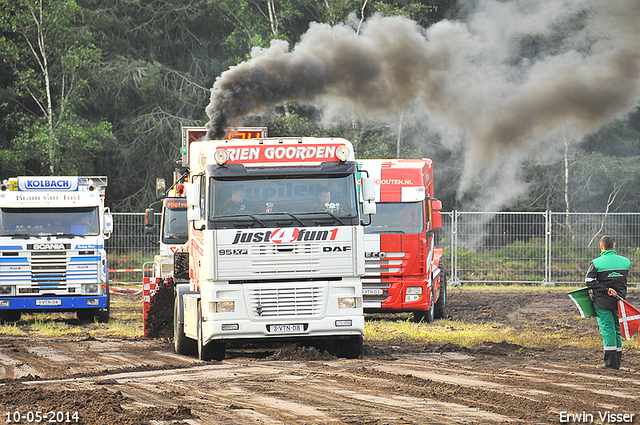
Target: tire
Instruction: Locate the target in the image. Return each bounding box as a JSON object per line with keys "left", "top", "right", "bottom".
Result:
{"left": 197, "top": 301, "right": 226, "bottom": 361}
{"left": 335, "top": 335, "right": 363, "bottom": 359}
{"left": 76, "top": 309, "right": 95, "bottom": 322}
{"left": 174, "top": 292, "right": 196, "bottom": 356}
{"left": 413, "top": 283, "right": 435, "bottom": 323}
{"left": 434, "top": 266, "right": 448, "bottom": 320}
{"left": 95, "top": 286, "right": 111, "bottom": 323}
{"left": 95, "top": 306, "right": 110, "bottom": 323}
{"left": 0, "top": 311, "right": 21, "bottom": 324}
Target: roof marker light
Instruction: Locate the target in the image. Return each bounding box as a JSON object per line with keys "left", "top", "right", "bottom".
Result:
{"left": 336, "top": 145, "right": 350, "bottom": 161}
{"left": 214, "top": 149, "right": 229, "bottom": 165}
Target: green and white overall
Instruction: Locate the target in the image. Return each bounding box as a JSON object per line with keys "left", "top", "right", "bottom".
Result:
{"left": 585, "top": 250, "right": 629, "bottom": 369}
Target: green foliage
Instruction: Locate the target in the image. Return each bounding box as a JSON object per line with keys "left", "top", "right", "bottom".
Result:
{"left": 0, "top": 0, "right": 638, "bottom": 215}
{"left": 0, "top": 0, "right": 113, "bottom": 175}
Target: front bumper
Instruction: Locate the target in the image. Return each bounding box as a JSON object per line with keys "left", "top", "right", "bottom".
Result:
{"left": 0, "top": 295, "right": 108, "bottom": 311}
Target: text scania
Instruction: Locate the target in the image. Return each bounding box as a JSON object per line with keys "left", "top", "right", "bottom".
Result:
{"left": 224, "top": 145, "right": 341, "bottom": 162}
{"left": 232, "top": 228, "right": 339, "bottom": 244}
{"left": 32, "top": 243, "right": 66, "bottom": 250}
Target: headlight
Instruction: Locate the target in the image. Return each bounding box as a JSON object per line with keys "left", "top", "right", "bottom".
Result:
{"left": 81, "top": 284, "right": 99, "bottom": 294}
{"left": 214, "top": 301, "right": 235, "bottom": 313}
{"left": 405, "top": 287, "right": 423, "bottom": 302}
{"left": 338, "top": 297, "right": 361, "bottom": 309}
{"left": 0, "top": 286, "right": 14, "bottom": 295}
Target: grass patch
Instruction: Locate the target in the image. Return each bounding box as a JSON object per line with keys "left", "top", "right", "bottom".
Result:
{"left": 89, "top": 319, "right": 143, "bottom": 338}
{"left": 0, "top": 323, "right": 27, "bottom": 336}
{"left": 0, "top": 294, "right": 144, "bottom": 338}
{"left": 364, "top": 285, "right": 639, "bottom": 351}
{"left": 365, "top": 318, "right": 517, "bottom": 346}
{"left": 365, "top": 317, "right": 605, "bottom": 350}
{"left": 29, "top": 317, "right": 84, "bottom": 337}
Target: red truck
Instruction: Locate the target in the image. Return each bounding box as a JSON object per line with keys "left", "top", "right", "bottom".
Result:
{"left": 358, "top": 159, "right": 446, "bottom": 322}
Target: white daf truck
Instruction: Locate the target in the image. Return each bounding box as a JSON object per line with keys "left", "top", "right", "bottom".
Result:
{"left": 0, "top": 176, "right": 113, "bottom": 322}
{"left": 172, "top": 133, "right": 376, "bottom": 360}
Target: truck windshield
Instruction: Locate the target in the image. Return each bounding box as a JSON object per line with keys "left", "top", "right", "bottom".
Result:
{"left": 210, "top": 175, "right": 358, "bottom": 224}
{"left": 162, "top": 199, "right": 188, "bottom": 244}
{"left": 0, "top": 207, "right": 100, "bottom": 236}
{"left": 364, "top": 202, "right": 424, "bottom": 234}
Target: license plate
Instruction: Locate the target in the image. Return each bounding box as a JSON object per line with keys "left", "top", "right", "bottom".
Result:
{"left": 36, "top": 299, "right": 62, "bottom": 306}
{"left": 363, "top": 288, "right": 383, "bottom": 295}
{"left": 270, "top": 324, "right": 304, "bottom": 333}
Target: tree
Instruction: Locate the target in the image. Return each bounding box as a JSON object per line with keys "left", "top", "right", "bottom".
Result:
{"left": 0, "top": 0, "right": 114, "bottom": 176}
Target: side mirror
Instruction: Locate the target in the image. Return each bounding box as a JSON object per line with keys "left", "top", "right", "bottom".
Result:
{"left": 103, "top": 210, "right": 113, "bottom": 239}
{"left": 430, "top": 199, "right": 442, "bottom": 230}
{"left": 361, "top": 176, "right": 375, "bottom": 202}
{"left": 187, "top": 207, "right": 201, "bottom": 222}
{"left": 144, "top": 208, "right": 155, "bottom": 234}
{"left": 185, "top": 181, "right": 199, "bottom": 208}
{"left": 362, "top": 201, "right": 376, "bottom": 216}
{"left": 155, "top": 178, "right": 166, "bottom": 199}
{"left": 185, "top": 181, "right": 201, "bottom": 222}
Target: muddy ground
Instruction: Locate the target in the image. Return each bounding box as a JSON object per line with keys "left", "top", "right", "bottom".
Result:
{"left": 0, "top": 288, "right": 639, "bottom": 424}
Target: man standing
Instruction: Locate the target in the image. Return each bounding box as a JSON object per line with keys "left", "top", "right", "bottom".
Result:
{"left": 585, "top": 235, "right": 630, "bottom": 370}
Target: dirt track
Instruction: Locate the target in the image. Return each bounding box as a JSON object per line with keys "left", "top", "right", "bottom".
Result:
{"left": 0, "top": 288, "right": 639, "bottom": 424}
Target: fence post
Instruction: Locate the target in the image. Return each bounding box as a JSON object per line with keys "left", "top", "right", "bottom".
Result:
{"left": 543, "top": 210, "right": 554, "bottom": 286}
{"left": 450, "top": 210, "right": 461, "bottom": 287}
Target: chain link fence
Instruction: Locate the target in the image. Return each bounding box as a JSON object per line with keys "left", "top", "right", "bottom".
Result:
{"left": 106, "top": 211, "right": 640, "bottom": 285}
{"left": 439, "top": 211, "right": 640, "bottom": 286}
{"left": 106, "top": 212, "right": 160, "bottom": 284}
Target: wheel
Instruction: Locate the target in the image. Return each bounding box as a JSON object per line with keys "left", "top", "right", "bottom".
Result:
{"left": 197, "top": 301, "right": 226, "bottom": 361}
{"left": 413, "top": 284, "right": 435, "bottom": 323}
{"left": 76, "top": 309, "right": 95, "bottom": 322}
{"left": 434, "top": 266, "right": 448, "bottom": 320}
{"left": 95, "top": 285, "right": 111, "bottom": 323}
{"left": 95, "top": 306, "right": 110, "bottom": 323}
{"left": 174, "top": 292, "right": 196, "bottom": 356}
{"left": 335, "top": 335, "right": 363, "bottom": 359}
{"left": 0, "top": 311, "right": 21, "bottom": 323}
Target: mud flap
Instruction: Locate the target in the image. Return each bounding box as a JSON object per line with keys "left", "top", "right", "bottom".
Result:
{"left": 143, "top": 277, "right": 175, "bottom": 338}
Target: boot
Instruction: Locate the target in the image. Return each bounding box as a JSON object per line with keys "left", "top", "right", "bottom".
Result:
{"left": 616, "top": 349, "right": 623, "bottom": 369}
{"left": 603, "top": 350, "right": 619, "bottom": 369}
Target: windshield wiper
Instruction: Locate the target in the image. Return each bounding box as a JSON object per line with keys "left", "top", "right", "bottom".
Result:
{"left": 369, "top": 230, "right": 405, "bottom": 234}
{"left": 7, "top": 234, "right": 33, "bottom": 239}
{"left": 284, "top": 213, "right": 306, "bottom": 226}
{"left": 262, "top": 212, "right": 306, "bottom": 226}
{"left": 310, "top": 211, "right": 345, "bottom": 225}
{"left": 215, "top": 213, "right": 268, "bottom": 227}
{"left": 54, "top": 233, "right": 85, "bottom": 239}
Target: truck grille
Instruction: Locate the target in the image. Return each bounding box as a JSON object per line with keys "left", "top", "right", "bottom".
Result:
{"left": 0, "top": 250, "right": 99, "bottom": 291}
{"left": 31, "top": 251, "right": 67, "bottom": 287}
{"left": 247, "top": 286, "right": 325, "bottom": 318}
{"left": 250, "top": 244, "right": 320, "bottom": 274}
{"left": 363, "top": 253, "right": 405, "bottom": 278}
{"left": 362, "top": 253, "right": 405, "bottom": 302}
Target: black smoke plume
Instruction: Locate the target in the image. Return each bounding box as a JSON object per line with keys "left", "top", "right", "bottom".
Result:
{"left": 206, "top": 0, "right": 640, "bottom": 207}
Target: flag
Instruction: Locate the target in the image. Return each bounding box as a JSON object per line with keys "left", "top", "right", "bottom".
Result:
{"left": 568, "top": 287, "right": 596, "bottom": 318}
{"left": 618, "top": 298, "right": 640, "bottom": 341}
